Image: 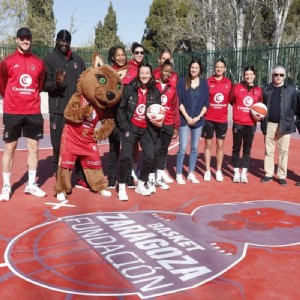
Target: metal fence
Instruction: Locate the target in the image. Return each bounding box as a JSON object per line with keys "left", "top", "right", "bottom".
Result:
{"left": 1, "top": 43, "right": 300, "bottom": 87}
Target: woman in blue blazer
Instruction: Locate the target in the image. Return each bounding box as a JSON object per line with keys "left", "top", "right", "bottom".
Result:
{"left": 176, "top": 58, "right": 209, "bottom": 184}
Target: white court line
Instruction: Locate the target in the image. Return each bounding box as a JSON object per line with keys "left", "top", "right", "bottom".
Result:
{"left": 0, "top": 262, "right": 8, "bottom": 268}
{"left": 45, "top": 200, "right": 76, "bottom": 209}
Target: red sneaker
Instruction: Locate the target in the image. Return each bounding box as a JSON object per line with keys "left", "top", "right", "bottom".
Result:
{"left": 75, "top": 178, "right": 90, "bottom": 191}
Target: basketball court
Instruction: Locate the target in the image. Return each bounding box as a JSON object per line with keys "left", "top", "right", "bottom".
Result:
{"left": 0, "top": 115, "right": 300, "bottom": 300}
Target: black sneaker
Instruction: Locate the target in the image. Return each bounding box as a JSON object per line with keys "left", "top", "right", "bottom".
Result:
{"left": 260, "top": 176, "right": 273, "bottom": 183}
{"left": 108, "top": 177, "right": 117, "bottom": 189}
{"left": 127, "top": 175, "right": 136, "bottom": 189}
{"left": 278, "top": 179, "right": 287, "bottom": 186}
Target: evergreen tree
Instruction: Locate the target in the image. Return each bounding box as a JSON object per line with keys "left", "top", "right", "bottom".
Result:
{"left": 94, "top": 2, "right": 124, "bottom": 50}
{"left": 142, "top": 0, "right": 189, "bottom": 52}
{"left": 26, "top": 0, "right": 56, "bottom": 46}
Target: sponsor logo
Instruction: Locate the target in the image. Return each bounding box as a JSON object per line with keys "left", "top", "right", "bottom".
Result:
{"left": 136, "top": 104, "right": 146, "bottom": 116}
{"left": 214, "top": 93, "right": 224, "bottom": 103}
{"left": 243, "top": 96, "right": 253, "bottom": 107}
{"left": 19, "top": 74, "right": 32, "bottom": 87}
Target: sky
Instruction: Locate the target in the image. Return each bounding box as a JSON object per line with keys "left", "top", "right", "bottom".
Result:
{"left": 53, "top": 0, "right": 153, "bottom": 47}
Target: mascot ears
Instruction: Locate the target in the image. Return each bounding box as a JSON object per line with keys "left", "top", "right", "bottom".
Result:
{"left": 92, "top": 51, "right": 128, "bottom": 81}
{"left": 92, "top": 52, "right": 105, "bottom": 67}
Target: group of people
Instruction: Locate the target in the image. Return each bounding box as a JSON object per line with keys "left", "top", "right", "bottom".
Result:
{"left": 0, "top": 27, "right": 299, "bottom": 202}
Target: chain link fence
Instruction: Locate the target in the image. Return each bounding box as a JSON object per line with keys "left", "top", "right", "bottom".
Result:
{"left": 1, "top": 43, "right": 299, "bottom": 87}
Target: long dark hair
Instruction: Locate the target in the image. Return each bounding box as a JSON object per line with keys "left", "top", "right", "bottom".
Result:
{"left": 185, "top": 57, "right": 203, "bottom": 89}
{"left": 131, "top": 42, "right": 145, "bottom": 54}
{"left": 107, "top": 46, "right": 127, "bottom": 66}
{"left": 132, "top": 62, "right": 156, "bottom": 89}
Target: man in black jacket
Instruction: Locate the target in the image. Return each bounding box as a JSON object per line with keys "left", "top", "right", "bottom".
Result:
{"left": 43, "top": 30, "right": 86, "bottom": 186}
{"left": 260, "top": 66, "right": 297, "bottom": 186}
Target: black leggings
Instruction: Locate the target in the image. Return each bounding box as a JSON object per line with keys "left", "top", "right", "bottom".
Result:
{"left": 232, "top": 123, "right": 256, "bottom": 169}
{"left": 119, "top": 127, "right": 156, "bottom": 183}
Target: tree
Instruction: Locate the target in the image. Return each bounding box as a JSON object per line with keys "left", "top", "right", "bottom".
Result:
{"left": 272, "top": 0, "right": 293, "bottom": 48}
{"left": 26, "top": 0, "right": 56, "bottom": 46}
{"left": 94, "top": 2, "right": 124, "bottom": 50}
{"left": 142, "top": 0, "right": 190, "bottom": 52}
{"left": 0, "top": 0, "right": 27, "bottom": 42}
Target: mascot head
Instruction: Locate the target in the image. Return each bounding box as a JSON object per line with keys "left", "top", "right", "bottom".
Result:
{"left": 77, "top": 53, "right": 123, "bottom": 108}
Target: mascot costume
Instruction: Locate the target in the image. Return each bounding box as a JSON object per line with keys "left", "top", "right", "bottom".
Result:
{"left": 55, "top": 53, "right": 124, "bottom": 201}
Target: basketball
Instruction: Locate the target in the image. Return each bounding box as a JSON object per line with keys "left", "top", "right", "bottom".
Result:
{"left": 146, "top": 104, "right": 165, "bottom": 125}
{"left": 250, "top": 102, "right": 267, "bottom": 119}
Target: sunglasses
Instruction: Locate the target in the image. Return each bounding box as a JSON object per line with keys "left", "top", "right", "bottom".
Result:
{"left": 19, "top": 36, "right": 31, "bottom": 41}
{"left": 134, "top": 51, "right": 144, "bottom": 55}
{"left": 273, "top": 73, "right": 285, "bottom": 77}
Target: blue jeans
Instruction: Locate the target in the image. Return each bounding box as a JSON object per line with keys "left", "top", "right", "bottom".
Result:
{"left": 176, "top": 125, "right": 203, "bottom": 174}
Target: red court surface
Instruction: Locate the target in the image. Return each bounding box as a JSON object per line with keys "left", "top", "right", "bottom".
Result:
{"left": 0, "top": 116, "right": 300, "bottom": 300}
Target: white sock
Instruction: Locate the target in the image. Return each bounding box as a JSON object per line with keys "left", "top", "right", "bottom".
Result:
{"left": 138, "top": 180, "right": 145, "bottom": 188}
{"left": 28, "top": 170, "right": 37, "bottom": 186}
{"left": 234, "top": 168, "right": 240, "bottom": 174}
{"left": 2, "top": 172, "right": 11, "bottom": 186}
{"left": 118, "top": 183, "right": 126, "bottom": 192}
{"left": 156, "top": 169, "right": 164, "bottom": 181}
{"left": 242, "top": 168, "right": 247, "bottom": 175}
{"left": 148, "top": 172, "right": 155, "bottom": 183}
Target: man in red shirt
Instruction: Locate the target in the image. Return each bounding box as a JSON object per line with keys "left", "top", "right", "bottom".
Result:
{"left": 0, "top": 27, "right": 46, "bottom": 201}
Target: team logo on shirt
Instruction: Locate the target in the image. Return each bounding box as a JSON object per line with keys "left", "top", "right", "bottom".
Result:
{"left": 74, "top": 63, "right": 78, "bottom": 69}
{"left": 243, "top": 96, "right": 254, "bottom": 107}
{"left": 214, "top": 93, "right": 224, "bottom": 103}
{"left": 19, "top": 74, "right": 32, "bottom": 88}
{"left": 30, "top": 64, "right": 35, "bottom": 71}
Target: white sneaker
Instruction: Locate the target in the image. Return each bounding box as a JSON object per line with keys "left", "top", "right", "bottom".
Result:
{"left": 135, "top": 185, "right": 151, "bottom": 196}
{"left": 57, "top": 192, "right": 66, "bottom": 201}
{"left": 216, "top": 170, "right": 224, "bottom": 182}
{"left": 240, "top": 173, "right": 248, "bottom": 183}
{"left": 176, "top": 174, "right": 186, "bottom": 185}
{"left": 162, "top": 171, "right": 174, "bottom": 183}
{"left": 118, "top": 190, "right": 128, "bottom": 201}
{"left": 187, "top": 173, "right": 200, "bottom": 184}
{"left": 156, "top": 179, "right": 170, "bottom": 190}
{"left": 204, "top": 171, "right": 211, "bottom": 181}
{"left": 233, "top": 173, "right": 241, "bottom": 183}
{"left": 0, "top": 185, "right": 11, "bottom": 201}
{"left": 147, "top": 182, "right": 156, "bottom": 194}
{"left": 100, "top": 189, "right": 112, "bottom": 197}
{"left": 24, "top": 183, "right": 46, "bottom": 197}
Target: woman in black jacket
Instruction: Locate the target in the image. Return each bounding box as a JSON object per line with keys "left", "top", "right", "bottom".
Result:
{"left": 117, "top": 62, "right": 161, "bottom": 201}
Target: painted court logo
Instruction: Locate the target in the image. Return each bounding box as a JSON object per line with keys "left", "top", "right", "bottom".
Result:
{"left": 4, "top": 200, "right": 300, "bottom": 298}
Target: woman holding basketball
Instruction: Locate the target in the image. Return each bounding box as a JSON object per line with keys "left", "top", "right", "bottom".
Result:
{"left": 230, "top": 65, "right": 263, "bottom": 183}
{"left": 152, "top": 48, "right": 179, "bottom": 184}
{"left": 148, "top": 59, "right": 179, "bottom": 190}
{"left": 117, "top": 62, "right": 161, "bottom": 201}
{"left": 203, "top": 58, "right": 232, "bottom": 182}
{"left": 176, "top": 57, "right": 209, "bottom": 184}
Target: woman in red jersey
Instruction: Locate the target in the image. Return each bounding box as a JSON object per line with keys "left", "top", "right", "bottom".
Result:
{"left": 203, "top": 58, "right": 232, "bottom": 182}
{"left": 148, "top": 59, "right": 179, "bottom": 191}
{"left": 153, "top": 48, "right": 178, "bottom": 89}
{"left": 106, "top": 46, "right": 132, "bottom": 189}
{"left": 117, "top": 62, "right": 161, "bottom": 201}
{"left": 122, "top": 42, "right": 145, "bottom": 85}
{"left": 230, "top": 66, "right": 263, "bottom": 183}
